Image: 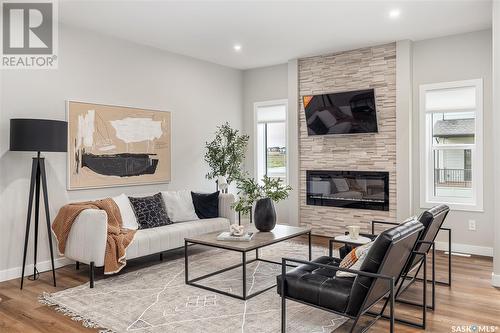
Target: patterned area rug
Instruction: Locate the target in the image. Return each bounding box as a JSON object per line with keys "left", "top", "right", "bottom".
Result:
{"left": 41, "top": 242, "right": 349, "bottom": 333}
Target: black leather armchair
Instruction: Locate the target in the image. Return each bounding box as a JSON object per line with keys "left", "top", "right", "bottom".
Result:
{"left": 367, "top": 205, "right": 450, "bottom": 312}
{"left": 278, "top": 219, "right": 425, "bottom": 333}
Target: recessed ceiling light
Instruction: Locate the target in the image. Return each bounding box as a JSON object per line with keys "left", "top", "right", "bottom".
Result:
{"left": 389, "top": 9, "right": 401, "bottom": 19}
{"left": 233, "top": 44, "right": 242, "bottom": 52}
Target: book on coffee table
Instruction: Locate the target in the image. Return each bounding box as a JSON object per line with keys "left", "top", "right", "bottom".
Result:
{"left": 216, "top": 232, "right": 255, "bottom": 242}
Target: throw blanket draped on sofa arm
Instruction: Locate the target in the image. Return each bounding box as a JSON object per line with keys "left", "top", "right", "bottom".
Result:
{"left": 52, "top": 198, "right": 136, "bottom": 274}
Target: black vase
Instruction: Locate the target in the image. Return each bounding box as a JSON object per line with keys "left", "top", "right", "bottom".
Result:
{"left": 254, "top": 198, "right": 276, "bottom": 232}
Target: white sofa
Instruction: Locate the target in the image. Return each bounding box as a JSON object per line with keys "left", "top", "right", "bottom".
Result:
{"left": 63, "top": 193, "right": 235, "bottom": 287}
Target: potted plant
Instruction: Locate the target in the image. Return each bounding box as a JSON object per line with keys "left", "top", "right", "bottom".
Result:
{"left": 204, "top": 122, "right": 249, "bottom": 192}
{"left": 233, "top": 175, "right": 292, "bottom": 231}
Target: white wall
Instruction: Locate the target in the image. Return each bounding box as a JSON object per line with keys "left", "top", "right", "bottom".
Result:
{"left": 492, "top": 1, "right": 500, "bottom": 287}
{"left": 241, "top": 64, "right": 290, "bottom": 223}
{"left": 396, "top": 40, "right": 414, "bottom": 221}
{"left": 0, "top": 24, "right": 242, "bottom": 279}
{"left": 411, "top": 30, "right": 493, "bottom": 254}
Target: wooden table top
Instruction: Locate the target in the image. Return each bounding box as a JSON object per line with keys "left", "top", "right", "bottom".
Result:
{"left": 185, "top": 224, "right": 311, "bottom": 252}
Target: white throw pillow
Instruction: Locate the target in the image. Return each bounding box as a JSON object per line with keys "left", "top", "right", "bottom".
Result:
{"left": 112, "top": 194, "right": 139, "bottom": 230}
{"left": 161, "top": 190, "right": 199, "bottom": 223}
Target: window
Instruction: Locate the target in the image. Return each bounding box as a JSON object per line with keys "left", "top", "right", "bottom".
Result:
{"left": 254, "top": 100, "right": 288, "bottom": 183}
{"left": 420, "top": 79, "right": 483, "bottom": 211}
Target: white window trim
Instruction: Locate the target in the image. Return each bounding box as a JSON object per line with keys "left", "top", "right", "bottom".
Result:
{"left": 419, "top": 79, "right": 484, "bottom": 212}
{"left": 253, "top": 99, "right": 289, "bottom": 184}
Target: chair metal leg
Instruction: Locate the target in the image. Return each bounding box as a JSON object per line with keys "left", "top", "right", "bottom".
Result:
{"left": 89, "top": 261, "right": 95, "bottom": 288}
{"left": 76, "top": 261, "right": 80, "bottom": 270}
{"left": 281, "top": 258, "right": 286, "bottom": 333}
{"left": 431, "top": 243, "right": 436, "bottom": 309}
{"left": 447, "top": 227, "right": 452, "bottom": 286}
{"left": 390, "top": 277, "right": 395, "bottom": 333}
{"left": 422, "top": 253, "right": 427, "bottom": 329}
{"left": 308, "top": 232, "right": 312, "bottom": 260}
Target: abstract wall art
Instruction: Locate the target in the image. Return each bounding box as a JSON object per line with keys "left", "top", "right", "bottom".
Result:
{"left": 67, "top": 101, "right": 171, "bottom": 190}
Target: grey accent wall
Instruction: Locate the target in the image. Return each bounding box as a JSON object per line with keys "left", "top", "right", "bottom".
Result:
{"left": 298, "top": 43, "right": 397, "bottom": 236}
{"left": 242, "top": 64, "right": 290, "bottom": 223}
{"left": 0, "top": 24, "right": 243, "bottom": 277}
{"left": 396, "top": 40, "right": 414, "bottom": 220}
{"left": 411, "top": 30, "right": 493, "bottom": 253}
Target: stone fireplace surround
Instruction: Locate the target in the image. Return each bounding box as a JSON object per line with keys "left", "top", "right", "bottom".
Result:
{"left": 298, "top": 43, "right": 397, "bottom": 237}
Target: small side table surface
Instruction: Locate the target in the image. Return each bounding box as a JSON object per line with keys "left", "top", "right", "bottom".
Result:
{"left": 334, "top": 235, "right": 372, "bottom": 245}
{"left": 329, "top": 235, "right": 372, "bottom": 257}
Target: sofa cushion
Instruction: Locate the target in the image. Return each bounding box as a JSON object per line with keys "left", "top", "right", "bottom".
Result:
{"left": 129, "top": 193, "right": 171, "bottom": 229}
{"left": 112, "top": 194, "right": 139, "bottom": 230}
{"left": 191, "top": 191, "right": 219, "bottom": 219}
{"left": 161, "top": 190, "right": 199, "bottom": 223}
{"left": 125, "top": 217, "right": 230, "bottom": 260}
{"left": 277, "top": 256, "right": 355, "bottom": 313}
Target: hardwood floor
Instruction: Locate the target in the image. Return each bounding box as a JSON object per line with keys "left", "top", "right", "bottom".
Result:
{"left": 0, "top": 236, "right": 499, "bottom": 333}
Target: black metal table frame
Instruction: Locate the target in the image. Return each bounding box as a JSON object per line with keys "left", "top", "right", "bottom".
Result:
{"left": 184, "top": 231, "right": 312, "bottom": 300}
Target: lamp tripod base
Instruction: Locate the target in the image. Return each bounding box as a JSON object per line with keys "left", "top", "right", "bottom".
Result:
{"left": 20, "top": 153, "right": 57, "bottom": 289}
{"left": 27, "top": 267, "right": 40, "bottom": 281}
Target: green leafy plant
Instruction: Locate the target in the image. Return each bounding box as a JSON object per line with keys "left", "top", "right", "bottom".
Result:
{"left": 204, "top": 122, "right": 249, "bottom": 185}
{"left": 233, "top": 175, "right": 292, "bottom": 215}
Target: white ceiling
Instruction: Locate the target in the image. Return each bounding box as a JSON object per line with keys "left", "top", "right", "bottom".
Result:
{"left": 59, "top": 0, "right": 492, "bottom": 69}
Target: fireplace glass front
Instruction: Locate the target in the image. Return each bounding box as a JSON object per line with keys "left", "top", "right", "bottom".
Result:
{"left": 306, "top": 170, "right": 389, "bottom": 211}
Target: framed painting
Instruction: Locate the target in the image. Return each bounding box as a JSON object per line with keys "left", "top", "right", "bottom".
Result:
{"left": 67, "top": 101, "right": 171, "bottom": 190}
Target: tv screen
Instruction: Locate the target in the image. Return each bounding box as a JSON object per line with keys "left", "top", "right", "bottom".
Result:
{"left": 303, "top": 89, "right": 378, "bottom": 136}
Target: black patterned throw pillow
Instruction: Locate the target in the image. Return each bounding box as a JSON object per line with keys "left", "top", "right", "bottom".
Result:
{"left": 128, "top": 193, "right": 171, "bottom": 229}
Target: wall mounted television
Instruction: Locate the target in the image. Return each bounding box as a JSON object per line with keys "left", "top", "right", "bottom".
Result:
{"left": 303, "top": 89, "right": 378, "bottom": 136}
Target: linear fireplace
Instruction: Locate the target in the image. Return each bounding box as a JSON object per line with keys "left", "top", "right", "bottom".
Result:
{"left": 307, "top": 170, "right": 389, "bottom": 211}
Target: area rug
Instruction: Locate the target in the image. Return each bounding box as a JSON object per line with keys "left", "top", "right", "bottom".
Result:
{"left": 40, "top": 242, "right": 349, "bottom": 333}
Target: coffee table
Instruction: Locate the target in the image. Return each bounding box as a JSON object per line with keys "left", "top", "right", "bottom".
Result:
{"left": 184, "top": 224, "right": 312, "bottom": 300}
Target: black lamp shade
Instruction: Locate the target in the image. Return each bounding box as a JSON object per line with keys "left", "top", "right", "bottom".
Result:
{"left": 10, "top": 119, "right": 67, "bottom": 152}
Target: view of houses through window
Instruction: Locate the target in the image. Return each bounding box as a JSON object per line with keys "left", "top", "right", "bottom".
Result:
{"left": 421, "top": 79, "right": 483, "bottom": 210}
{"left": 255, "top": 101, "right": 287, "bottom": 183}
{"left": 432, "top": 111, "right": 474, "bottom": 198}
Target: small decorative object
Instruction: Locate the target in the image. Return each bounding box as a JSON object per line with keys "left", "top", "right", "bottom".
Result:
{"left": 217, "top": 231, "right": 255, "bottom": 242}
{"left": 10, "top": 118, "right": 68, "bottom": 289}
{"left": 230, "top": 223, "right": 245, "bottom": 236}
{"left": 216, "top": 175, "right": 229, "bottom": 193}
{"left": 234, "top": 175, "right": 292, "bottom": 232}
{"left": 347, "top": 225, "right": 361, "bottom": 240}
{"left": 67, "top": 101, "right": 171, "bottom": 190}
{"left": 204, "top": 122, "right": 249, "bottom": 186}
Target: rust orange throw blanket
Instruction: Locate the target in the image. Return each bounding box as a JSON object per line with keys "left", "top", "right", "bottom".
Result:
{"left": 52, "top": 198, "right": 136, "bottom": 274}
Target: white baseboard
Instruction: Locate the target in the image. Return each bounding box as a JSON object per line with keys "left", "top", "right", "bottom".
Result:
{"left": 435, "top": 241, "right": 493, "bottom": 257}
{"left": 0, "top": 257, "right": 73, "bottom": 283}
{"left": 492, "top": 273, "right": 500, "bottom": 287}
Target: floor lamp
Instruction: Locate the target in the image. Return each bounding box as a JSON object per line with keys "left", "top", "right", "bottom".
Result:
{"left": 10, "top": 119, "right": 67, "bottom": 289}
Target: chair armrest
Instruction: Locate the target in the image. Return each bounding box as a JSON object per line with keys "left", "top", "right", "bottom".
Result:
{"left": 371, "top": 220, "right": 399, "bottom": 234}
{"left": 281, "top": 257, "right": 394, "bottom": 281}
{"left": 219, "top": 193, "right": 235, "bottom": 224}
{"left": 64, "top": 209, "right": 108, "bottom": 267}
